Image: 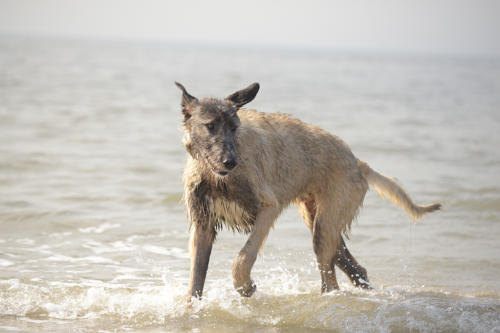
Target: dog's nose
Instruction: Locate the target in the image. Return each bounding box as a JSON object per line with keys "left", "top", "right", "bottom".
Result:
{"left": 222, "top": 157, "right": 237, "bottom": 170}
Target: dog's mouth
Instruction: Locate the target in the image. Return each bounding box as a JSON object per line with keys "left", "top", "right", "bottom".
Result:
{"left": 213, "top": 169, "right": 230, "bottom": 177}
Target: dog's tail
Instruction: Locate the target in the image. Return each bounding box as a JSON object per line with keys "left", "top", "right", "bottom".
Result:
{"left": 358, "top": 160, "right": 441, "bottom": 220}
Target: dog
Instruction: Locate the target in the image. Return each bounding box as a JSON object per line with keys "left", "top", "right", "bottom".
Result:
{"left": 176, "top": 82, "right": 441, "bottom": 299}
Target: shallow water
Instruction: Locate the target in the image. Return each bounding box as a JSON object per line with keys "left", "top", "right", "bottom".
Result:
{"left": 0, "top": 37, "right": 499, "bottom": 332}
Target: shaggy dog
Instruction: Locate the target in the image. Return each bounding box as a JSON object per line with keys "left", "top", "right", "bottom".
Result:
{"left": 176, "top": 82, "right": 440, "bottom": 298}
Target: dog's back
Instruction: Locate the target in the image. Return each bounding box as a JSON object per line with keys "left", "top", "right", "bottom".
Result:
{"left": 236, "top": 109, "right": 366, "bottom": 197}
{"left": 193, "top": 109, "right": 368, "bottom": 231}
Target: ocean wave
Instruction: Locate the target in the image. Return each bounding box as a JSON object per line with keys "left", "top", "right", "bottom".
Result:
{"left": 44, "top": 255, "right": 117, "bottom": 264}
{"left": 141, "top": 245, "right": 189, "bottom": 258}
{"left": 1, "top": 276, "right": 499, "bottom": 332}
{"left": 0, "top": 259, "right": 14, "bottom": 267}
{"left": 78, "top": 223, "right": 121, "bottom": 234}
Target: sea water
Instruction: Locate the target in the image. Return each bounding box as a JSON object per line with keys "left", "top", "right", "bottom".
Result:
{"left": 0, "top": 37, "right": 499, "bottom": 332}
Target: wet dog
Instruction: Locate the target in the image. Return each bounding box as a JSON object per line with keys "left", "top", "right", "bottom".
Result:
{"left": 176, "top": 82, "right": 440, "bottom": 299}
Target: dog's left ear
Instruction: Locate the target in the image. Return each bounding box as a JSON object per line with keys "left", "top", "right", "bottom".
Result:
{"left": 226, "top": 82, "right": 260, "bottom": 108}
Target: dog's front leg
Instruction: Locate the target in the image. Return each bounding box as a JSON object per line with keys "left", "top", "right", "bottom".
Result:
{"left": 187, "top": 224, "right": 216, "bottom": 300}
{"left": 233, "top": 204, "right": 278, "bottom": 297}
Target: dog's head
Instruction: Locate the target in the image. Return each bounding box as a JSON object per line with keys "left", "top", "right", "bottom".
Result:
{"left": 175, "top": 82, "right": 259, "bottom": 177}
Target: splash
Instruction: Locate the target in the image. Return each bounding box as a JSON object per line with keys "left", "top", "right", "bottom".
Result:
{"left": 1, "top": 273, "right": 499, "bottom": 332}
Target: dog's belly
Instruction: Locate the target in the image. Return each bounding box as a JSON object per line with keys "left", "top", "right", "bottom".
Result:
{"left": 211, "top": 198, "right": 254, "bottom": 233}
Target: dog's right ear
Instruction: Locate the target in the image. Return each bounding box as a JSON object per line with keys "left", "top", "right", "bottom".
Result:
{"left": 175, "top": 82, "right": 197, "bottom": 119}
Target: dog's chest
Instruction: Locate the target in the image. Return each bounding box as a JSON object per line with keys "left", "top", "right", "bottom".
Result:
{"left": 208, "top": 178, "right": 259, "bottom": 233}
{"left": 210, "top": 197, "right": 253, "bottom": 233}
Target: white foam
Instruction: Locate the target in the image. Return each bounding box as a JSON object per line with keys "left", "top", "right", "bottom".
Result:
{"left": 48, "top": 231, "right": 73, "bottom": 238}
{"left": 141, "top": 245, "right": 189, "bottom": 258}
{"left": 0, "top": 259, "right": 14, "bottom": 267}
{"left": 1, "top": 273, "right": 499, "bottom": 332}
{"left": 19, "top": 318, "right": 71, "bottom": 325}
{"left": 111, "top": 274, "right": 148, "bottom": 282}
{"left": 15, "top": 238, "right": 35, "bottom": 245}
{"left": 45, "top": 254, "right": 117, "bottom": 264}
{"left": 0, "top": 326, "right": 23, "bottom": 331}
{"left": 111, "top": 240, "right": 138, "bottom": 252}
{"left": 79, "top": 223, "right": 121, "bottom": 234}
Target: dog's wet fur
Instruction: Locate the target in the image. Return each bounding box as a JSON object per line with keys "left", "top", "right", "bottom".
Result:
{"left": 177, "top": 82, "right": 441, "bottom": 299}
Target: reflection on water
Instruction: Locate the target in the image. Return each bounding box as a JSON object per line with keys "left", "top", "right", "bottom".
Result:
{"left": 0, "top": 37, "right": 499, "bottom": 332}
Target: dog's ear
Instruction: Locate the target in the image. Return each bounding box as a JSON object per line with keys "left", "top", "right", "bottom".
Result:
{"left": 225, "top": 82, "right": 260, "bottom": 108}
{"left": 175, "top": 82, "right": 197, "bottom": 118}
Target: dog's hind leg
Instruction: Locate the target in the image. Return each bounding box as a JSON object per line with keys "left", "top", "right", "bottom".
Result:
{"left": 298, "top": 196, "right": 368, "bottom": 292}
{"left": 302, "top": 198, "right": 343, "bottom": 294}
{"left": 298, "top": 197, "right": 340, "bottom": 293}
{"left": 312, "top": 214, "right": 340, "bottom": 293}
{"left": 333, "top": 237, "right": 371, "bottom": 289}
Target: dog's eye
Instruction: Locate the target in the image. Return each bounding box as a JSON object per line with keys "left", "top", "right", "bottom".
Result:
{"left": 231, "top": 125, "right": 238, "bottom": 132}
{"left": 206, "top": 123, "right": 215, "bottom": 131}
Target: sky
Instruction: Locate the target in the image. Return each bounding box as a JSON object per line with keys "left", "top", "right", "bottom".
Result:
{"left": 0, "top": 0, "right": 499, "bottom": 56}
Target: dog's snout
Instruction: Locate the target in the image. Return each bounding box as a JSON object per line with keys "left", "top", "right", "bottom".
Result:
{"left": 222, "top": 157, "right": 238, "bottom": 170}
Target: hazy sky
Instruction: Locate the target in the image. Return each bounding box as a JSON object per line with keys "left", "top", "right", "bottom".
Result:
{"left": 0, "top": 0, "right": 499, "bottom": 56}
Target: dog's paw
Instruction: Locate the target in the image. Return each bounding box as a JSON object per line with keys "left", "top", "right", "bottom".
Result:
{"left": 352, "top": 274, "right": 372, "bottom": 290}
{"left": 355, "top": 279, "right": 372, "bottom": 290}
{"left": 235, "top": 280, "right": 256, "bottom": 297}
